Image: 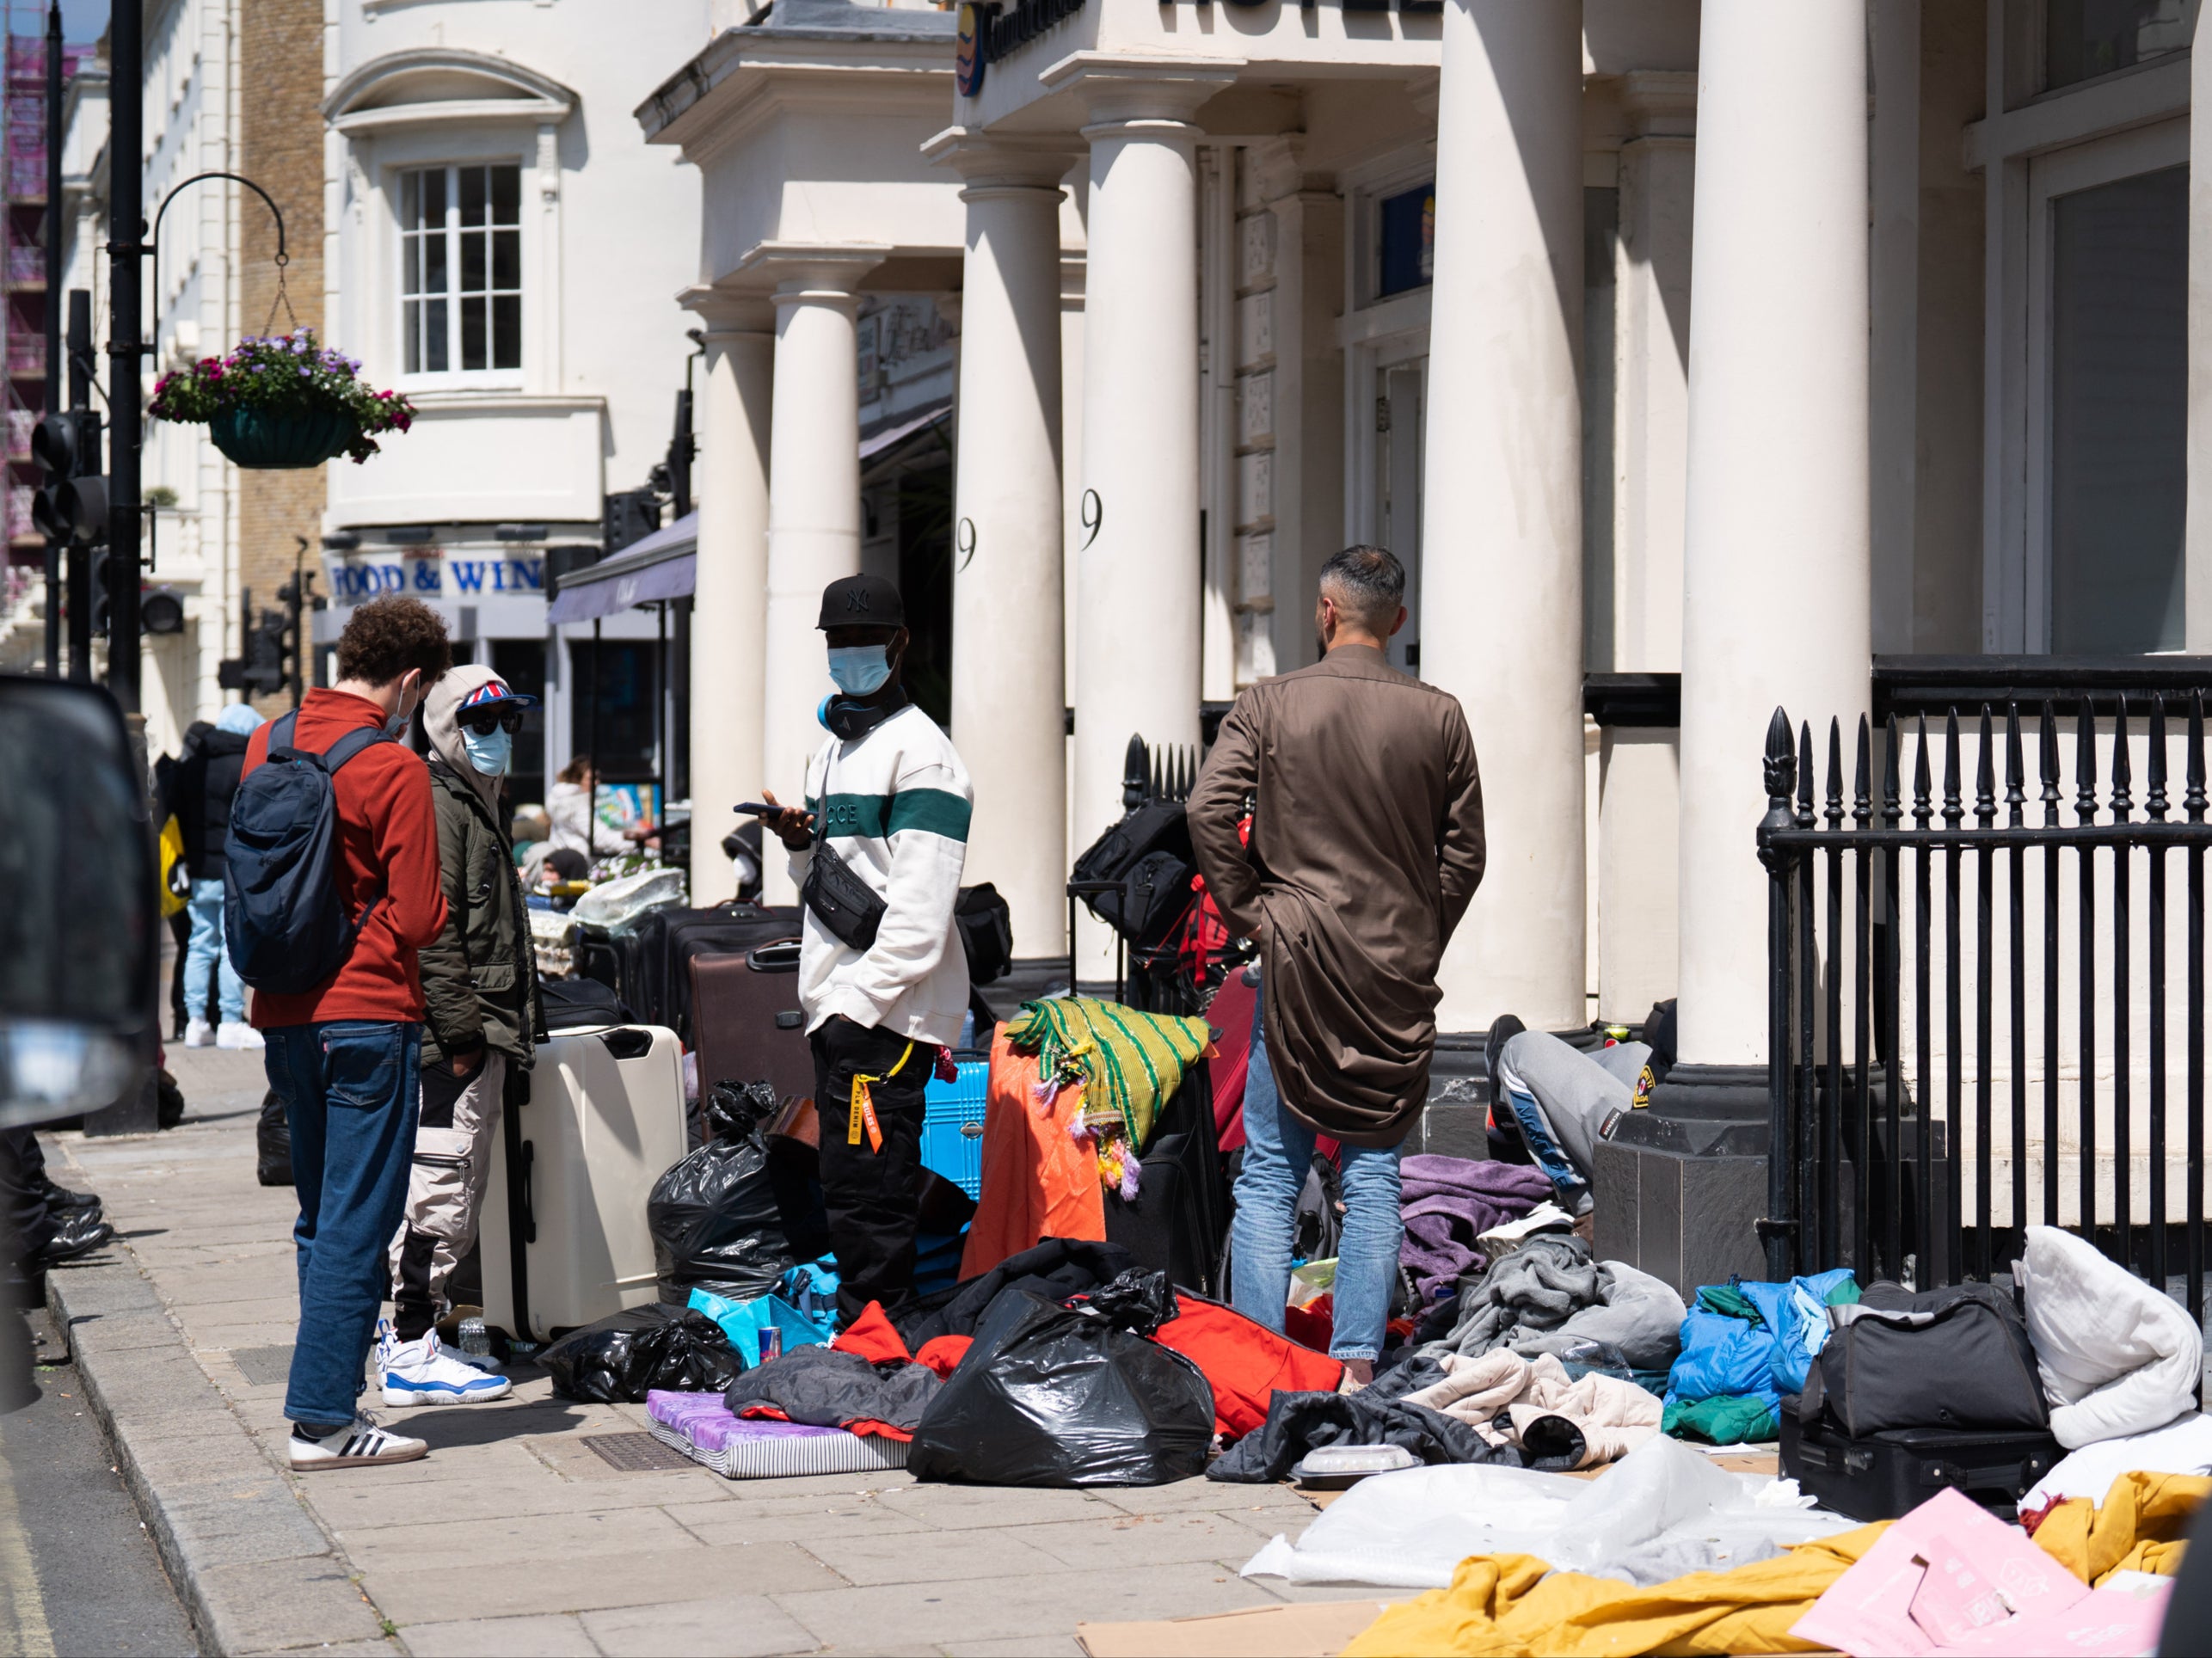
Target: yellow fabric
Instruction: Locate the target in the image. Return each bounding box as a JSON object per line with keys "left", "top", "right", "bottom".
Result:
{"left": 1342, "top": 1471, "right": 2209, "bottom": 1657}
{"left": 1004, "top": 998, "right": 1208, "bottom": 1151}
{"left": 1339, "top": 1526, "right": 1889, "bottom": 1658}
{"left": 157, "top": 814, "right": 187, "bottom": 918}
{"left": 2029, "top": 1471, "right": 2206, "bottom": 1585}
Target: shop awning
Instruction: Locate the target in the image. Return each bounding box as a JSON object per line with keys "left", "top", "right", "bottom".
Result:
{"left": 544, "top": 512, "right": 697, "bottom": 625}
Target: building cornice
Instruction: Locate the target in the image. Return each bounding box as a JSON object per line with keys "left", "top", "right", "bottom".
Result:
{"left": 322, "top": 47, "right": 578, "bottom": 132}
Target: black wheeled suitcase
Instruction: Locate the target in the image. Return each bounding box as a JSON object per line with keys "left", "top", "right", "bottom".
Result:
{"left": 659, "top": 904, "right": 802, "bottom": 1043}
{"left": 1103, "top": 1061, "right": 1230, "bottom": 1298}
{"left": 1779, "top": 1409, "right": 2062, "bottom": 1523}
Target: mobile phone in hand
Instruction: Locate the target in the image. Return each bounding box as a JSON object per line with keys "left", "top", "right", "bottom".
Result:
{"left": 734, "top": 801, "right": 783, "bottom": 817}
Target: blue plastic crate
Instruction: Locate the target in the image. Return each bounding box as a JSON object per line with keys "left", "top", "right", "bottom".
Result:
{"left": 921, "top": 1058, "right": 990, "bottom": 1199}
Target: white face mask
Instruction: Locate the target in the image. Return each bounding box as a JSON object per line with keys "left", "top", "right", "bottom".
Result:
{"left": 462, "top": 726, "right": 512, "bottom": 777}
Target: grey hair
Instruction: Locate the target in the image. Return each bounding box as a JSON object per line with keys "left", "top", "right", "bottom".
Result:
{"left": 1318, "top": 544, "right": 1405, "bottom": 625}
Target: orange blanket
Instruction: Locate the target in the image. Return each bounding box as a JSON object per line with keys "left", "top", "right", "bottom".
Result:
{"left": 957, "top": 1030, "right": 1107, "bottom": 1279}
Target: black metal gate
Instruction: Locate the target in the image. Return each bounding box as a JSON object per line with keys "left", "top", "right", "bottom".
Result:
{"left": 1760, "top": 696, "right": 2211, "bottom": 1322}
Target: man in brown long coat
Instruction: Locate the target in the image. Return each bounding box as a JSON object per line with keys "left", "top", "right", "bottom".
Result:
{"left": 1188, "top": 545, "right": 1484, "bottom": 1382}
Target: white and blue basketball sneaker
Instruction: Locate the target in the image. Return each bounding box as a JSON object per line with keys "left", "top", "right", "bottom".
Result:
{"left": 377, "top": 1318, "right": 513, "bottom": 1407}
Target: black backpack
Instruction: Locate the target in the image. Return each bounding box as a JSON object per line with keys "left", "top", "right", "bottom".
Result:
{"left": 223, "top": 711, "right": 392, "bottom": 995}
{"left": 1071, "top": 799, "right": 1198, "bottom": 955}
{"left": 954, "top": 882, "right": 1014, "bottom": 986}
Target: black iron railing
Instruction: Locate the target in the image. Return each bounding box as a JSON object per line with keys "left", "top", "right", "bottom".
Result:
{"left": 1760, "top": 696, "right": 2212, "bottom": 1322}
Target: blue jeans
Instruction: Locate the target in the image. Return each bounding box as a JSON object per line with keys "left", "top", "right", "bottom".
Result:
{"left": 266, "top": 1021, "right": 421, "bottom": 1431}
{"left": 1229, "top": 978, "right": 1404, "bottom": 1361}
{"left": 181, "top": 876, "right": 244, "bottom": 1024}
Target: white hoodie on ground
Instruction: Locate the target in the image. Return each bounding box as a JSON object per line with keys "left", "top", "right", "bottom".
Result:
{"left": 789, "top": 702, "right": 973, "bottom": 1048}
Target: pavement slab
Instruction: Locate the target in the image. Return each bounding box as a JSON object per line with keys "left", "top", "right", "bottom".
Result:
{"left": 39, "top": 1047, "right": 1389, "bottom": 1656}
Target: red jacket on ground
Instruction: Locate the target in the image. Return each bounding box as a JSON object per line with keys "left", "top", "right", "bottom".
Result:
{"left": 243, "top": 689, "right": 448, "bottom": 1029}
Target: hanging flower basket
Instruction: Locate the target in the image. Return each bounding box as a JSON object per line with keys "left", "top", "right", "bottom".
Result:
{"left": 208, "top": 405, "right": 355, "bottom": 469}
{"left": 149, "top": 329, "right": 415, "bottom": 469}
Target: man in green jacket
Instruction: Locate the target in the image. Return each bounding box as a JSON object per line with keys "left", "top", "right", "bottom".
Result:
{"left": 379, "top": 665, "right": 547, "bottom": 1405}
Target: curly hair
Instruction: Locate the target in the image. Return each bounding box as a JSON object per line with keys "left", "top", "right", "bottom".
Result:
{"left": 335, "top": 595, "right": 452, "bottom": 688}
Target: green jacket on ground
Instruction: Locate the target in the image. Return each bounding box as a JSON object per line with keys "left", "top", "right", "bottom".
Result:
{"left": 419, "top": 757, "right": 547, "bottom": 1067}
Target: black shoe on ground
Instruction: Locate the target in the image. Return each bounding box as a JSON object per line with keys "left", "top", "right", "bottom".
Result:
{"left": 27, "top": 1212, "right": 114, "bottom": 1272}
{"left": 36, "top": 1178, "right": 101, "bottom": 1216}
{"left": 1484, "top": 1013, "right": 1527, "bottom": 1093}
{"left": 1484, "top": 1014, "right": 1531, "bottom": 1165}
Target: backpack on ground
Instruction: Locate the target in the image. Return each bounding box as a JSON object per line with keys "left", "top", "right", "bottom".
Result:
{"left": 224, "top": 711, "right": 391, "bottom": 995}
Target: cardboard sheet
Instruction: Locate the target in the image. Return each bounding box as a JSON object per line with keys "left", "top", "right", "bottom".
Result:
{"left": 1076, "top": 1600, "right": 1397, "bottom": 1657}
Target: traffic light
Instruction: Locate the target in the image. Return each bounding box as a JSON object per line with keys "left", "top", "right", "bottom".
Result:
{"left": 217, "top": 586, "right": 289, "bottom": 697}
{"left": 32, "top": 409, "right": 105, "bottom": 544}
{"left": 602, "top": 488, "right": 659, "bottom": 556}
{"left": 273, "top": 570, "right": 323, "bottom": 709}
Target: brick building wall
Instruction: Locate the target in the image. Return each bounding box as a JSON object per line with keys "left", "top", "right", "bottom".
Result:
{"left": 237, "top": 0, "right": 324, "bottom": 712}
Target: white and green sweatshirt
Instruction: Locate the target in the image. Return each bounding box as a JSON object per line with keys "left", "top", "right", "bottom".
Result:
{"left": 791, "top": 703, "right": 974, "bottom": 1048}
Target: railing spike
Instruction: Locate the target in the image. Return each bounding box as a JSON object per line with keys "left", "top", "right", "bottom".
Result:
{"left": 2112, "top": 695, "right": 2134, "bottom": 822}
{"left": 2077, "top": 697, "right": 2098, "bottom": 826}
{"left": 1797, "top": 722, "right": 1816, "bottom": 829}
{"left": 1854, "top": 714, "right": 1873, "bottom": 829}
{"left": 1914, "top": 714, "right": 1932, "bottom": 826}
{"left": 1826, "top": 716, "right": 1845, "bottom": 830}
{"left": 1974, "top": 704, "right": 1995, "bottom": 827}
{"left": 2005, "top": 703, "right": 2025, "bottom": 828}
{"left": 2149, "top": 696, "right": 2171, "bottom": 822}
{"left": 1882, "top": 714, "right": 1902, "bottom": 827}
{"left": 2190, "top": 692, "right": 2207, "bottom": 824}
{"left": 2040, "top": 699, "right": 2061, "bottom": 828}
{"left": 1943, "top": 709, "right": 1963, "bottom": 828}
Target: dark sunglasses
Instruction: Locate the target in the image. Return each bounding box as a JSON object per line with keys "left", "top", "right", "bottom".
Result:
{"left": 463, "top": 708, "right": 525, "bottom": 736}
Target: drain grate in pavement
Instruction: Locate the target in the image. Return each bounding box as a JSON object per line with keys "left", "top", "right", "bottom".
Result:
{"left": 581, "top": 1432, "right": 694, "bottom": 1472}
{"left": 229, "top": 1345, "right": 297, "bottom": 1387}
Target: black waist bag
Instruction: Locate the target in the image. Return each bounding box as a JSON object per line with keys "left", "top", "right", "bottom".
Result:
{"left": 802, "top": 835, "right": 886, "bottom": 951}
{"left": 1799, "top": 1280, "right": 2049, "bottom": 1438}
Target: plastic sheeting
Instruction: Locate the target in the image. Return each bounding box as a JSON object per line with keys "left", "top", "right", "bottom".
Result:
{"left": 1240, "top": 1435, "right": 1855, "bottom": 1590}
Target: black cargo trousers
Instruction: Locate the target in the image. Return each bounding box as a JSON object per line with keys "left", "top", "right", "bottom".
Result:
{"left": 809, "top": 1016, "right": 931, "bottom": 1328}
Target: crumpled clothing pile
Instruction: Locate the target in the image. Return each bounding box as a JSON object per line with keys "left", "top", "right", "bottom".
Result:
{"left": 1401, "top": 1348, "right": 1662, "bottom": 1468}
{"left": 1396, "top": 1153, "right": 1555, "bottom": 1310}
{"left": 1416, "top": 1232, "right": 1686, "bottom": 1374}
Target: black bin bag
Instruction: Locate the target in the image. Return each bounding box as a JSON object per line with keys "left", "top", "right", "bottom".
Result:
{"left": 539, "top": 1304, "right": 741, "bottom": 1403}
{"left": 906, "top": 1279, "right": 1214, "bottom": 1488}
{"left": 648, "top": 1081, "right": 797, "bottom": 1304}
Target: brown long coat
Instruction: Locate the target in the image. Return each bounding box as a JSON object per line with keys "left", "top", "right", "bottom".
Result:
{"left": 1187, "top": 644, "right": 1485, "bottom": 1146}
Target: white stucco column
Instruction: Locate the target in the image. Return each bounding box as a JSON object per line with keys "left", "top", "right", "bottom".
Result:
{"left": 2186, "top": 9, "right": 2212, "bottom": 650}
{"left": 927, "top": 134, "right": 1073, "bottom": 963}
{"left": 1677, "top": 1, "right": 1871, "bottom": 1064}
{"left": 1059, "top": 67, "right": 1230, "bottom": 979}
{"left": 683, "top": 292, "right": 775, "bottom": 906}
{"left": 1422, "top": 0, "right": 1587, "bottom": 1033}
{"left": 760, "top": 251, "right": 884, "bottom": 903}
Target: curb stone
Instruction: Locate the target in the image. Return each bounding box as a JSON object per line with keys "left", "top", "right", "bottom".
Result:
{"left": 45, "top": 1247, "right": 396, "bottom": 1656}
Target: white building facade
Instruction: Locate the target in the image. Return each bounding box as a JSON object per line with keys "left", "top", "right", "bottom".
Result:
{"left": 319, "top": 0, "right": 713, "bottom": 804}
{"left": 626, "top": 0, "right": 2205, "bottom": 1095}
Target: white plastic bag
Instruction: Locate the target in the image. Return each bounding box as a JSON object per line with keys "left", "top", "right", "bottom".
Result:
{"left": 570, "top": 866, "right": 687, "bottom": 929}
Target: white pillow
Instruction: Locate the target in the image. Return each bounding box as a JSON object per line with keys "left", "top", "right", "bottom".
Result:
{"left": 2017, "top": 1225, "right": 2204, "bottom": 1450}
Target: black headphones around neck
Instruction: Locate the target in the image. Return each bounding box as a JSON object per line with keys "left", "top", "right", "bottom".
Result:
{"left": 822, "top": 687, "right": 910, "bottom": 741}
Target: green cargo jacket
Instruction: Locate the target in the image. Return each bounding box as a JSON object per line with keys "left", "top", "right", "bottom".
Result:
{"left": 418, "top": 759, "right": 548, "bottom": 1068}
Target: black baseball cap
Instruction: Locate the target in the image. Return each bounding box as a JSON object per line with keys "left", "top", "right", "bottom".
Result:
{"left": 817, "top": 574, "right": 905, "bottom": 630}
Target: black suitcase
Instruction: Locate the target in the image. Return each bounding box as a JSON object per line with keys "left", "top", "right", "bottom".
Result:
{"left": 658, "top": 905, "right": 801, "bottom": 1044}
{"left": 1103, "top": 1061, "right": 1230, "bottom": 1299}
{"left": 1779, "top": 1409, "right": 2061, "bottom": 1523}
{"left": 691, "top": 939, "right": 812, "bottom": 1111}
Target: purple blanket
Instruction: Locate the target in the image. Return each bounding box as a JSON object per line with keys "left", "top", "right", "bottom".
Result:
{"left": 1397, "top": 1154, "right": 1554, "bottom": 1311}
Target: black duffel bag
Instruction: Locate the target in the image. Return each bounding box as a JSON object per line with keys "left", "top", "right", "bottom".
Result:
{"left": 1797, "top": 1280, "right": 2049, "bottom": 1437}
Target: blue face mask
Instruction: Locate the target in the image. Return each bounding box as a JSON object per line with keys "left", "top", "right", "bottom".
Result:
{"left": 462, "top": 727, "right": 512, "bottom": 777}
{"left": 826, "top": 644, "right": 892, "bottom": 697}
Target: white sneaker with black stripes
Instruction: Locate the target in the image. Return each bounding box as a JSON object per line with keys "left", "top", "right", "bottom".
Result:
{"left": 287, "top": 1411, "right": 428, "bottom": 1471}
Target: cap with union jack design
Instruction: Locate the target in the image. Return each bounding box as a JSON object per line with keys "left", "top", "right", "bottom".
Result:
{"left": 459, "top": 677, "right": 538, "bottom": 710}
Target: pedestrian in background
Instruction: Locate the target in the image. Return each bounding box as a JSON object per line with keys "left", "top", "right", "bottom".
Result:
{"left": 244, "top": 595, "right": 452, "bottom": 1471}
{"left": 170, "top": 701, "right": 266, "bottom": 1048}
{"left": 1187, "top": 545, "right": 1485, "bottom": 1385}
{"left": 379, "top": 666, "right": 545, "bottom": 1408}
{"left": 761, "top": 574, "right": 974, "bottom": 1328}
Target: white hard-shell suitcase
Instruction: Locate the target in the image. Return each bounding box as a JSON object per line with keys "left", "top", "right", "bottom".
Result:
{"left": 481, "top": 1023, "right": 687, "bottom": 1343}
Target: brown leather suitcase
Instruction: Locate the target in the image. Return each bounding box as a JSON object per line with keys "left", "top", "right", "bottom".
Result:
{"left": 691, "top": 939, "right": 812, "bottom": 1114}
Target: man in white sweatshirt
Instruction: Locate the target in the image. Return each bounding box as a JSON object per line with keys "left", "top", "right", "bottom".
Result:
{"left": 762, "top": 574, "right": 973, "bottom": 1325}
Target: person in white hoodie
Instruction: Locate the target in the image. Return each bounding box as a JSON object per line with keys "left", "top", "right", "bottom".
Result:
{"left": 761, "top": 574, "right": 972, "bottom": 1326}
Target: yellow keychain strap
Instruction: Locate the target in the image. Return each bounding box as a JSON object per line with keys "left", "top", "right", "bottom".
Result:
{"left": 845, "top": 1041, "right": 916, "bottom": 1152}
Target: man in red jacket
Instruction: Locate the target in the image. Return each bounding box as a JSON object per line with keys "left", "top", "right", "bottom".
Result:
{"left": 246, "top": 596, "right": 452, "bottom": 1470}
